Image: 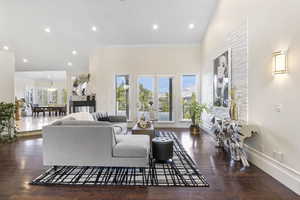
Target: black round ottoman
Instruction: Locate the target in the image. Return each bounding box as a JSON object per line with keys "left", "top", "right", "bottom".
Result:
{"left": 152, "top": 137, "right": 173, "bottom": 163}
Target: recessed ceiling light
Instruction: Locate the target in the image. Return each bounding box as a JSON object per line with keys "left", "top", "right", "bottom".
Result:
{"left": 189, "top": 24, "right": 195, "bottom": 29}
{"left": 67, "top": 62, "right": 73, "bottom": 66}
{"left": 152, "top": 24, "right": 159, "bottom": 30}
{"left": 2, "top": 46, "right": 9, "bottom": 50}
{"left": 91, "top": 26, "right": 97, "bottom": 32}
{"left": 23, "top": 58, "right": 28, "bottom": 63}
{"left": 44, "top": 27, "right": 51, "bottom": 33}
{"left": 72, "top": 50, "right": 77, "bottom": 55}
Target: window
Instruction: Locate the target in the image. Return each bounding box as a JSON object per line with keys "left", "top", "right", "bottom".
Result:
{"left": 137, "top": 76, "right": 154, "bottom": 120}
{"left": 115, "top": 75, "right": 130, "bottom": 118}
{"left": 137, "top": 76, "right": 173, "bottom": 121}
{"left": 181, "top": 75, "right": 197, "bottom": 120}
{"left": 158, "top": 77, "right": 173, "bottom": 121}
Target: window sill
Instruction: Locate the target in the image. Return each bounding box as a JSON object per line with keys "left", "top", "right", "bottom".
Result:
{"left": 155, "top": 121, "right": 176, "bottom": 124}
{"left": 180, "top": 120, "right": 192, "bottom": 122}
{"left": 127, "top": 120, "right": 176, "bottom": 123}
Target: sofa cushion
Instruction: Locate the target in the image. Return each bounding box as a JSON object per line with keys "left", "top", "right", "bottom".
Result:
{"left": 108, "top": 116, "right": 127, "bottom": 122}
{"left": 69, "top": 112, "right": 94, "bottom": 121}
{"left": 56, "top": 119, "right": 118, "bottom": 145}
{"left": 51, "top": 116, "right": 75, "bottom": 125}
{"left": 113, "top": 135, "right": 149, "bottom": 158}
{"left": 91, "top": 112, "right": 110, "bottom": 121}
{"left": 60, "top": 120, "right": 111, "bottom": 126}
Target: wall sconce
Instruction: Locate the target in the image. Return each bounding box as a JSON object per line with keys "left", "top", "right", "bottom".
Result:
{"left": 273, "top": 51, "right": 288, "bottom": 75}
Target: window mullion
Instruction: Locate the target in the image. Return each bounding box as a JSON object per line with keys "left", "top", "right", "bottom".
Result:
{"left": 169, "top": 77, "right": 173, "bottom": 121}
{"left": 154, "top": 76, "right": 158, "bottom": 120}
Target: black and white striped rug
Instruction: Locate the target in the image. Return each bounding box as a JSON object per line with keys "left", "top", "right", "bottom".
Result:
{"left": 31, "top": 131, "right": 209, "bottom": 187}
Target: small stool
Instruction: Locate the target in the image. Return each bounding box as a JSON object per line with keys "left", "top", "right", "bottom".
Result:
{"left": 152, "top": 137, "right": 173, "bottom": 163}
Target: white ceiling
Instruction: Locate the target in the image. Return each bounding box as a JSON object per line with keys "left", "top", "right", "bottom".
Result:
{"left": 15, "top": 71, "right": 66, "bottom": 81}
{"left": 0, "top": 0, "right": 218, "bottom": 72}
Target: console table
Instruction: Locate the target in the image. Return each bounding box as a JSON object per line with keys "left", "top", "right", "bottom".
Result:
{"left": 69, "top": 99, "right": 96, "bottom": 113}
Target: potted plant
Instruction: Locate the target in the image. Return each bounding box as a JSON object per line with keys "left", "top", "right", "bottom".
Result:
{"left": 188, "top": 94, "right": 208, "bottom": 135}
{"left": 0, "top": 102, "right": 17, "bottom": 143}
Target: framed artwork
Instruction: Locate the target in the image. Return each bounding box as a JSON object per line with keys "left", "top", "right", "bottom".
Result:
{"left": 72, "top": 73, "right": 90, "bottom": 96}
{"left": 213, "top": 49, "right": 231, "bottom": 108}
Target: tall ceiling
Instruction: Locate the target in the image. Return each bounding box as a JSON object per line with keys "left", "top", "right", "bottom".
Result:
{"left": 15, "top": 71, "right": 66, "bottom": 82}
{"left": 0, "top": 0, "right": 218, "bottom": 72}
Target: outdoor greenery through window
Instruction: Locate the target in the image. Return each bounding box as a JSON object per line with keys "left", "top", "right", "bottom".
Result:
{"left": 158, "top": 77, "right": 173, "bottom": 121}
{"left": 115, "top": 75, "right": 129, "bottom": 118}
{"left": 182, "top": 75, "right": 197, "bottom": 120}
{"left": 137, "top": 77, "right": 154, "bottom": 120}
{"left": 137, "top": 76, "right": 173, "bottom": 121}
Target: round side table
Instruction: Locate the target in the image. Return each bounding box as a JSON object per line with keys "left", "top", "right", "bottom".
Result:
{"left": 152, "top": 137, "right": 173, "bottom": 163}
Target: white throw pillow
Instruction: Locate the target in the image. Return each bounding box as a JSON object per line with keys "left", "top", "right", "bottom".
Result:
{"left": 69, "top": 112, "right": 94, "bottom": 121}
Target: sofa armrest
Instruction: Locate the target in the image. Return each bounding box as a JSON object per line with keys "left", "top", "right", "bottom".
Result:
{"left": 43, "top": 125, "right": 114, "bottom": 166}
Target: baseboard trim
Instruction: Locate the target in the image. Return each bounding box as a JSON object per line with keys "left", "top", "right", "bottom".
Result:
{"left": 245, "top": 145, "right": 300, "bottom": 195}
{"left": 17, "top": 130, "right": 42, "bottom": 137}
{"left": 200, "top": 124, "right": 300, "bottom": 195}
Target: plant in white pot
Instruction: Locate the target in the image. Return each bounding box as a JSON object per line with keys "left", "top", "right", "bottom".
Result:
{"left": 188, "top": 94, "right": 208, "bottom": 135}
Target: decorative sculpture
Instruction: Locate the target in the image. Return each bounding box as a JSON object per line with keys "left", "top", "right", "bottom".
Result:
{"left": 211, "top": 117, "right": 259, "bottom": 168}
{"left": 148, "top": 101, "right": 156, "bottom": 121}
{"left": 137, "top": 119, "right": 151, "bottom": 129}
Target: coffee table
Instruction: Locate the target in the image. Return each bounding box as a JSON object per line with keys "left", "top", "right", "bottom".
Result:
{"left": 132, "top": 122, "right": 155, "bottom": 142}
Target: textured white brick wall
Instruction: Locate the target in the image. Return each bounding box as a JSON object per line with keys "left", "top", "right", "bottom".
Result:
{"left": 227, "top": 22, "right": 248, "bottom": 122}
{"left": 202, "top": 22, "right": 248, "bottom": 129}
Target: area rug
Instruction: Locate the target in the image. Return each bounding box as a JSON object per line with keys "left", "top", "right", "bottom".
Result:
{"left": 31, "top": 131, "right": 209, "bottom": 187}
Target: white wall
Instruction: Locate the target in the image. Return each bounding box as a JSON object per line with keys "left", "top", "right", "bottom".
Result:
{"left": 33, "top": 79, "right": 66, "bottom": 90}
{"left": 199, "top": 0, "right": 300, "bottom": 194}
{"left": 15, "top": 76, "right": 67, "bottom": 105}
{"left": 15, "top": 77, "right": 35, "bottom": 99}
{"left": 0, "top": 51, "right": 15, "bottom": 103}
{"left": 33, "top": 79, "right": 67, "bottom": 105}
{"left": 89, "top": 45, "right": 201, "bottom": 127}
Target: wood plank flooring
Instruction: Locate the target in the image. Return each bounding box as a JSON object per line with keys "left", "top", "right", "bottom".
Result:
{"left": 0, "top": 128, "right": 298, "bottom": 200}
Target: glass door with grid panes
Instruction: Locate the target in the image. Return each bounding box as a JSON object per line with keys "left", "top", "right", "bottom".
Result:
{"left": 137, "top": 76, "right": 173, "bottom": 121}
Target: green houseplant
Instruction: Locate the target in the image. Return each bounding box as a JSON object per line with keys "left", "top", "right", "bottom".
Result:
{"left": 0, "top": 102, "right": 17, "bottom": 143}
{"left": 188, "top": 94, "right": 208, "bottom": 135}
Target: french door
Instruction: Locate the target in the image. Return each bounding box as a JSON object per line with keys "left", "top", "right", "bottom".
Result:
{"left": 137, "top": 75, "right": 173, "bottom": 121}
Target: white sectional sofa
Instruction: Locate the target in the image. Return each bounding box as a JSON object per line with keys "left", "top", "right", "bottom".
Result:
{"left": 43, "top": 112, "right": 150, "bottom": 167}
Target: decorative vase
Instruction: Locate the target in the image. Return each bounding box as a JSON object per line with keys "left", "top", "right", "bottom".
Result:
{"left": 137, "top": 120, "right": 151, "bottom": 129}
{"left": 15, "top": 100, "right": 21, "bottom": 121}
{"left": 229, "top": 102, "right": 239, "bottom": 120}
{"left": 190, "top": 125, "right": 200, "bottom": 135}
{"left": 140, "top": 114, "right": 146, "bottom": 121}
{"left": 229, "top": 88, "right": 239, "bottom": 121}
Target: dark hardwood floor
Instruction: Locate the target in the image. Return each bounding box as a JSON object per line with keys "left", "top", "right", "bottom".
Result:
{"left": 0, "top": 128, "right": 298, "bottom": 200}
